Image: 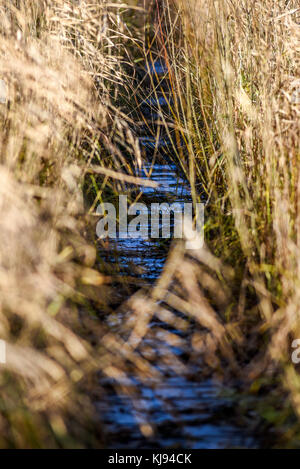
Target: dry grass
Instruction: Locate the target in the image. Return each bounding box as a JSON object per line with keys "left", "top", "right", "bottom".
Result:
{"left": 151, "top": 0, "right": 300, "bottom": 442}
{"left": 0, "top": 0, "right": 146, "bottom": 448}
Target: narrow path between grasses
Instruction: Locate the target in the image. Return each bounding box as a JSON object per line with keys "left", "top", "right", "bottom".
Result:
{"left": 96, "top": 58, "right": 258, "bottom": 449}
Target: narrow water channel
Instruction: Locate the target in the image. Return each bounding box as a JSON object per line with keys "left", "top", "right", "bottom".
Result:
{"left": 96, "top": 60, "right": 258, "bottom": 449}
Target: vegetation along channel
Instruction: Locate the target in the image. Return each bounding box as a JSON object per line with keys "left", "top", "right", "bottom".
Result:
{"left": 0, "top": 0, "right": 299, "bottom": 450}
{"left": 95, "top": 54, "right": 259, "bottom": 448}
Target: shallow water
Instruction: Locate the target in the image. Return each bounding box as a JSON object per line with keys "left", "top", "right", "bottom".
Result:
{"left": 97, "top": 374, "right": 256, "bottom": 449}
{"left": 103, "top": 162, "right": 190, "bottom": 281}
{"left": 97, "top": 59, "right": 258, "bottom": 449}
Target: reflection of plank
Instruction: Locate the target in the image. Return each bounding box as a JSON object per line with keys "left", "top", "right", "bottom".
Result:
{"left": 0, "top": 79, "right": 7, "bottom": 104}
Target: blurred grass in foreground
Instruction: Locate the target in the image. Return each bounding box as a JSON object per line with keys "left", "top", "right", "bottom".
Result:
{"left": 0, "top": 0, "right": 148, "bottom": 448}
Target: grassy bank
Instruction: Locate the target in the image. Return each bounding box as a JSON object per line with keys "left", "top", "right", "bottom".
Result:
{"left": 154, "top": 0, "right": 300, "bottom": 444}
